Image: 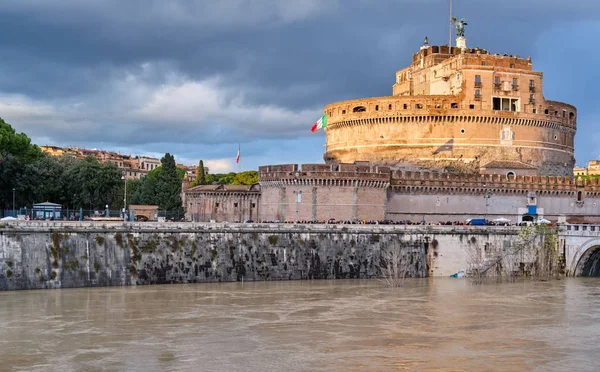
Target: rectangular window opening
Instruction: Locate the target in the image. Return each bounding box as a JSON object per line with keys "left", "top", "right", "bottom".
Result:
{"left": 493, "top": 97, "right": 501, "bottom": 110}
{"left": 493, "top": 97, "right": 519, "bottom": 112}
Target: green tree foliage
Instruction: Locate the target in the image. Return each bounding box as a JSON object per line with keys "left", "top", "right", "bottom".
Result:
{"left": 232, "top": 171, "right": 258, "bottom": 185}
{"left": 199, "top": 170, "right": 258, "bottom": 186}
{"left": 0, "top": 118, "right": 42, "bottom": 162}
{"left": 67, "top": 157, "right": 122, "bottom": 210}
{"left": 154, "top": 153, "right": 183, "bottom": 211}
{"left": 197, "top": 160, "right": 206, "bottom": 185}
{"left": 0, "top": 118, "right": 43, "bottom": 209}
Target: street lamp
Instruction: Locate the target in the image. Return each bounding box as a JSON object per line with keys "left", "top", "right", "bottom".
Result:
{"left": 483, "top": 189, "right": 492, "bottom": 221}
{"left": 12, "top": 188, "right": 15, "bottom": 217}
{"left": 121, "top": 175, "right": 127, "bottom": 221}
{"left": 294, "top": 172, "right": 301, "bottom": 223}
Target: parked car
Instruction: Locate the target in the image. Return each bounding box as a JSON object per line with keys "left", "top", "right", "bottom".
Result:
{"left": 466, "top": 218, "right": 488, "bottom": 226}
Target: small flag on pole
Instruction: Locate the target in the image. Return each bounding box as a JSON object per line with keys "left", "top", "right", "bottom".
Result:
{"left": 236, "top": 144, "right": 240, "bottom": 164}
{"left": 310, "top": 114, "right": 327, "bottom": 133}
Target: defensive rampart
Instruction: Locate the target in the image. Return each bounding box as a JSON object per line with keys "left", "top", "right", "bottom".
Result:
{"left": 0, "top": 222, "right": 523, "bottom": 290}
{"left": 258, "top": 164, "right": 389, "bottom": 222}
{"left": 388, "top": 171, "right": 600, "bottom": 223}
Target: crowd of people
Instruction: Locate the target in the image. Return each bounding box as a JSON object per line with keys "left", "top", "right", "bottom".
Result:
{"left": 256, "top": 219, "right": 517, "bottom": 226}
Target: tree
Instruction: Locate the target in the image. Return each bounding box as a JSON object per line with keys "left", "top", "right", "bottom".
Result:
{"left": 154, "top": 153, "right": 183, "bottom": 211}
{"left": 197, "top": 160, "right": 206, "bottom": 185}
{"left": 465, "top": 224, "right": 561, "bottom": 281}
{"left": 232, "top": 171, "right": 258, "bottom": 185}
{"left": 0, "top": 118, "right": 42, "bottom": 162}
{"left": 65, "top": 156, "right": 121, "bottom": 210}
{"left": 0, "top": 118, "right": 43, "bottom": 209}
{"left": 217, "top": 172, "right": 236, "bottom": 185}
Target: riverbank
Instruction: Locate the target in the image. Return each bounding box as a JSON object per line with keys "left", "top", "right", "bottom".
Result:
{"left": 0, "top": 221, "right": 526, "bottom": 290}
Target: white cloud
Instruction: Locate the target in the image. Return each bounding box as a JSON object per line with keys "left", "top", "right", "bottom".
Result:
{"left": 0, "top": 94, "right": 59, "bottom": 120}
{"left": 125, "top": 67, "right": 320, "bottom": 136}
{"left": 204, "top": 159, "right": 236, "bottom": 173}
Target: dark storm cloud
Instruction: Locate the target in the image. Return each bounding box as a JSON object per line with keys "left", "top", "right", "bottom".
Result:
{"left": 0, "top": 0, "right": 599, "bottom": 170}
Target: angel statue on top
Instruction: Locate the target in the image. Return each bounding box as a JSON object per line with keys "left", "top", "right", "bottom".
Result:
{"left": 452, "top": 17, "right": 467, "bottom": 38}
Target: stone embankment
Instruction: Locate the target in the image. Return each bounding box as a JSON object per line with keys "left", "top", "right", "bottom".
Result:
{"left": 0, "top": 222, "right": 520, "bottom": 290}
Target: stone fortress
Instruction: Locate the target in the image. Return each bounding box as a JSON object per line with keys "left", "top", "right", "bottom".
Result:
{"left": 184, "top": 25, "right": 598, "bottom": 225}
{"left": 324, "top": 37, "right": 576, "bottom": 176}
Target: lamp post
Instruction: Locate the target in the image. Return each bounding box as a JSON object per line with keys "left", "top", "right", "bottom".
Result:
{"left": 294, "top": 172, "right": 300, "bottom": 223}
{"left": 12, "top": 188, "right": 15, "bottom": 217}
{"left": 483, "top": 189, "right": 492, "bottom": 221}
{"left": 121, "top": 175, "right": 127, "bottom": 221}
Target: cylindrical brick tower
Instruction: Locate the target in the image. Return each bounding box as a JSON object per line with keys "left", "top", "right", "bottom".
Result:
{"left": 323, "top": 44, "right": 576, "bottom": 177}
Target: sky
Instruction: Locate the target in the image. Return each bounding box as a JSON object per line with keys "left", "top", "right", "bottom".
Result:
{"left": 1, "top": 0, "right": 599, "bottom": 172}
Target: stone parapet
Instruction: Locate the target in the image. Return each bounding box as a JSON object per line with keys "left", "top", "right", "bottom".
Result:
{"left": 0, "top": 220, "right": 521, "bottom": 234}
{"left": 324, "top": 99, "right": 576, "bottom": 131}
{"left": 259, "top": 163, "right": 390, "bottom": 184}
{"left": 390, "top": 171, "right": 599, "bottom": 195}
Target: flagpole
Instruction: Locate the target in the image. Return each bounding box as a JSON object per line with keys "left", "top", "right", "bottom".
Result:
{"left": 449, "top": 0, "right": 453, "bottom": 47}
{"left": 238, "top": 143, "right": 241, "bottom": 173}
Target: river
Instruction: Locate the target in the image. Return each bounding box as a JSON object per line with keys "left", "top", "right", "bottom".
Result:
{"left": 1, "top": 279, "right": 599, "bottom": 371}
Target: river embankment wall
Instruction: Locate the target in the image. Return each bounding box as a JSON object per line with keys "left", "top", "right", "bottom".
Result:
{"left": 0, "top": 222, "right": 520, "bottom": 290}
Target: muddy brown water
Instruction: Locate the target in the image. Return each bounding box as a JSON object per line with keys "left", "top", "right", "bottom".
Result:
{"left": 1, "top": 279, "right": 599, "bottom": 371}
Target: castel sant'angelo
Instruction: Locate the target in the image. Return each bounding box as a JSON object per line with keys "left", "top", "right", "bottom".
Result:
{"left": 184, "top": 23, "right": 600, "bottom": 225}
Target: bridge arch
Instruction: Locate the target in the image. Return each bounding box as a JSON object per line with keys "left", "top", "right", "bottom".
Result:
{"left": 570, "top": 238, "right": 600, "bottom": 276}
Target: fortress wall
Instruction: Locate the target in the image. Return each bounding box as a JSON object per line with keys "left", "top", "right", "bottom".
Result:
{"left": 323, "top": 108, "right": 576, "bottom": 175}
{"left": 357, "top": 186, "right": 387, "bottom": 221}
{"left": 387, "top": 191, "right": 600, "bottom": 224}
{"left": 315, "top": 185, "right": 354, "bottom": 221}
{"left": 388, "top": 171, "right": 600, "bottom": 223}
{"left": 259, "top": 164, "right": 389, "bottom": 222}
{"left": 259, "top": 184, "right": 285, "bottom": 222}
{"left": 259, "top": 183, "right": 385, "bottom": 222}
{"left": 0, "top": 222, "right": 523, "bottom": 290}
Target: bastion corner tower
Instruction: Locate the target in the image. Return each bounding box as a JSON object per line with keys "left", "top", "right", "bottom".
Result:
{"left": 322, "top": 30, "right": 577, "bottom": 177}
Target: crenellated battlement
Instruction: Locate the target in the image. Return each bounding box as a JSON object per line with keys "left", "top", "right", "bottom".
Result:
{"left": 259, "top": 163, "right": 390, "bottom": 188}
{"left": 324, "top": 97, "right": 576, "bottom": 131}
{"left": 259, "top": 163, "right": 600, "bottom": 195}
{"left": 390, "top": 171, "right": 600, "bottom": 196}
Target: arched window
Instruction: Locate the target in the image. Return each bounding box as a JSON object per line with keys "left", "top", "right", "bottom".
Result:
{"left": 577, "top": 191, "right": 583, "bottom": 201}
{"left": 506, "top": 171, "right": 515, "bottom": 180}
{"left": 353, "top": 106, "right": 366, "bottom": 113}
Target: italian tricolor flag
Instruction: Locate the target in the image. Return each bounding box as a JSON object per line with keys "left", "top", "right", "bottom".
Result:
{"left": 310, "top": 114, "right": 327, "bottom": 133}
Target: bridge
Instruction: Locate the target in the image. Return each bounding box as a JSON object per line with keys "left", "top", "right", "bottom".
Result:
{"left": 561, "top": 224, "right": 600, "bottom": 276}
